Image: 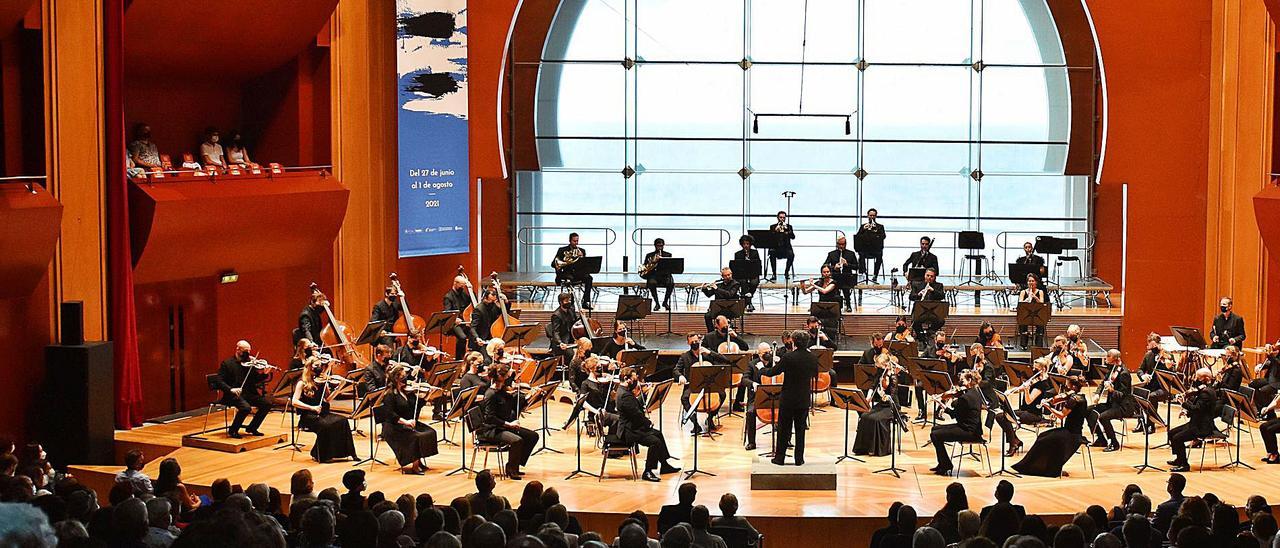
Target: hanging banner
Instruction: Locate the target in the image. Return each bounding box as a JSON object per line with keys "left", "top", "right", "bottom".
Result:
{"left": 396, "top": 0, "right": 469, "bottom": 257}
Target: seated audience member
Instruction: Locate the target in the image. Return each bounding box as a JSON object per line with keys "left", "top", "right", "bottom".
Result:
{"left": 879, "top": 505, "right": 918, "bottom": 548}
{"left": 912, "top": 526, "right": 945, "bottom": 548}
{"left": 688, "top": 505, "right": 727, "bottom": 548}
{"left": 340, "top": 469, "right": 367, "bottom": 514}
{"left": 710, "top": 493, "right": 759, "bottom": 540}
{"left": 616, "top": 521, "right": 654, "bottom": 548}
{"left": 291, "top": 469, "right": 316, "bottom": 504}
{"left": 657, "top": 482, "right": 697, "bottom": 536}
{"left": 128, "top": 123, "right": 163, "bottom": 171}
{"left": 143, "top": 497, "right": 177, "bottom": 548}
{"left": 200, "top": 127, "right": 226, "bottom": 169}
{"left": 465, "top": 470, "right": 510, "bottom": 520}
{"left": 225, "top": 130, "right": 253, "bottom": 168}
{"left": 115, "top": 449, "right": 153, "bottom": 495}
{"left": 869, "top": 502, "right": 904, "bottom": 548}
{"left": 980, "top": 480, "right": 1026, "bottom": 524}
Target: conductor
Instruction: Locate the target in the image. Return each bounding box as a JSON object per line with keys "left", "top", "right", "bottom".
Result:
{"left": 764, "top": 330, "right": 819, "bottom": 466}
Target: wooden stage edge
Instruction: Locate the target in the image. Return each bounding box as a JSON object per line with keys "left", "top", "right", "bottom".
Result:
{"left": 71, "top": 386, "right": 1275, "bottom": 546}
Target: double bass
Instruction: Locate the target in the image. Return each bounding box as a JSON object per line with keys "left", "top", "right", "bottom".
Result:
{"left": 488, "top": 273, "right": 521, "bottom": 339}
{"left": 310, "top": 283, "right": 369, "bottom": 375}
{"left": 457, "top": 265, "right": 479, "bottom": 324}
{"left": 570, "top": 294, "right": 601, "bottom": 340}
{"left": 388, "top": 273, "right": 426, "bottom": 338}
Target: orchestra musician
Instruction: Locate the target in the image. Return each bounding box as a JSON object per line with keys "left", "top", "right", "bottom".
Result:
{"left": 928, "top": 369, "right": 985, "bottom": 476}
{"left": 552, "top": 232, "right": 594, "bottom": 310}
{"left": 888, "top": 316, "right": 916, "bottom": 344}
{"left": 1086, "top": 350, "right": 1136, "bottom": 452}
{"left": 970, "top": 343, "right": 1023, "bottom": 456}
{"left": 859, "top": 333, "right": 887, "bottom": 365}
{"left": 822, "top": 237, "right": 860, "bottom": 313}
{"left": 1016, "top": 242, "right": 1047, "bottom": 281}
{"left": 908, "top": 268, "right": 947, "bottom": 338}
{"left": 1210, "top": 297, "right": 1246, "bottom": 349}
{"left": 1018, "top": 274, "right": 1047, "bottom": 348}
{"left": 976, "top": 321, "right": 1001, "bottom": 349}
{"left": 214, "top": 340, "right": 273, "bottom": 439}
{"left": 852, "top": 354, "right": 901, "bottom": 457}
{"left": 1211, "top": 346, "right": 1244, "bottom": 414}
{"left": 363, "top": 345, "right": 393, "bottom": 395}
{"left": 561, "top": 355, "right": 618, "bottom": 430}
{"left": 703, "top": 316, "right": 747, "bottom": 354}
{"left": 369, "top": 287, "right": 402, "bottom": 346}
{"left": 567, "top": 338, "right": 594, "bottom": 389}
{"left": 679, "top": 331, "right": 731, "bottom": 435}
{"left": 856, "top": 208, "right": 887, "bottom": 282}
{"left": 805, "top": 315, "right": 837, "bottom": 351}
{"left": 1007, "top": 357, "right": 1055, "bottom": 426}
{"left": 290, "top": 338, "right": 318, "bottom": 371}
{"left": 742, "top": 342, "right": 775, "bottom": 451}
{"left": 444, "top": 276, "right": 481, "bottom": 357}
{"left": 548, "top": 292, "right": 580, "bottom": 359}
{"left": 1012, "top": 375, "right": 1088, "bottom": 477}
{"left": 764, "top": 330, "right": 819, "bottom": 466}
{"left": 598, "top": 320, "right": 645, "bottom": 359}
{"left": 377, "top": 365, "right": 439, "bottom": 475}
{"left": 291, "top": 354, "right": 358, "bottom": 463}
{"left": 479, "top": 363, "right": 539, "bottom": 480}
{"left": 1167, "top": 368, "right": 1218, "bottom": 472}
{"left": 801, "top": 265, "right": 843, "bottom": 331}
{"left": 767, "top": 211, "right": 796, "bottom": 282}
{"left": 297, "top": 291, "right": 327, "bottom": 347}
{"left": 470, "top": 289, "right": 505, "bottom": 354}
{"left": 1249, "top": 342, "right": 1280, "bottom": 410}
{"left": 616, "top": 370, "right": 681, "bottom": 481}
{"left": 701, "top": 267, "right": 744, "bottom": 332}
{"left": 902, "top": 236, "right": 940, "bottom": 274}
{"left": 456, "top": 351, "right": 490, "bottom": 399}
{"left": 733, "top": 234, "right": 762, "bottom": 312}
{"left": 1136, "top": 333, "right": 1173, "bottom": 413}
{"left": 641, "top": 238, "right": 675, "bottom": 311}
{"left": 1258, "top": 390, "right": 1280, "bottom": 464}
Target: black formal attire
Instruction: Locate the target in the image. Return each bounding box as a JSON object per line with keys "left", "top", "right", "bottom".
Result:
{"left": 701, "top": 328, "right": 747, "bottom": 354}
{"left": 742, "top": 355, "right": 769, "bottom": 448}
{"left": 1016, "top": 253, "right": 1047, "bottom": 286}
{"left": 929, "top": 388, "right": 985, "bottom": 472}
{"left": 470, "top": 301, "right": 503, "bottom": 353}
{"left": 1139, "top": 348, "right": 1172, "bottom": 405}
{"left": 443, "top": 288, "right": 480, "bottom": 358}
{"left": 641, "top": 250, "right": 674, "bottom": 309}
{"left": 370, "top": 299, "right": 401, "bottom": 346}
{"left": 733, "top": 248, "right": 762, "bottom": 304}
{"left": 701, "top": 278, "right": 744, "bottom": 331}
{"left": 547, "top": 305, "right": 579, "bottom": 359}
{"left": 1210, "top": 312, "right": 1246, "bottom": 349}
{"left": 677, "top": 348, "right": 730, "bottom": 432}
{"left": 297, "top": 305, "right": 324, "bottom": 346}
{"left": 902, "top": 250, "right": 940, "bottom": 274}
{"left": 478, "top": 386, "right": 539, "bottom": 472}
{"left": 598, "top": 337, "right": 644, "bottom": 361}
{"left": 295, "top": 383, "right": 358, "bottom": 462}
{"left": 763, "top": 346, "right": 819, "bottom": 464}
{"left": 1249, "top": 355, "right": 1280, "bottom": 411}
{"left": 855, "top": 221, "right": 886, "bottom": 280}
{"left": 1087, "top": 365, "right": 1137, "bottom": 445}
{"left": 214, "top": 356, "right": 271, "bottom": 436}
{"left": 1013, "top": 393, "right": 1087, "bottom": 477}
{"left": 617, "top": 386, "right": 672, "bottom": 472}
{"left": 767, "top": 222, "right": 796, "bottom": 280}
{"left": 908, "top": 280, "right": 947, "bottom": 336}
{"left": 1014, "top": 378, "right": 1054, "bottom": 424}
{"left": 1212, "top": 360, "right": 1243, "bottom": 415}
{"left": 853, "top": 376, "right": 899, "bottom": 456}
{"left": 823, "top": 248, "right": 860, "bottom": 309}
{"left": 1168, "top": 385, "right": 1217, "bottom": 465}
{"left": 1262, "top": 415, "right": 1280, "bottom": 455}
{"left": 553, "top": 245, "right": 593, "bottom": 306}
{"left": 377, "top": 389, "right": 439, "bottom": 466}
{"left": 975, "top": 362, "right": 1021, "bottom": 449}
{"left": 363, "top": 358, "right": 390, "bottom": 395}
{"left": 457, "top": 371, "right": 489, "bottom": 398}
{"left": 564, "top": 374, "right": 616, "bottom": 428}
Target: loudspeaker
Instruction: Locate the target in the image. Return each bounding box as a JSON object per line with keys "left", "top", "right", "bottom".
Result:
{"left": 60, "top": 301, "right": 84, "bottom": 346}
{"left": 41, "top": 342, "right": 114, "bottom": 467}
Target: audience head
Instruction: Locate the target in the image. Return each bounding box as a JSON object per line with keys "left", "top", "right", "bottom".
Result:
{"left": 719, "top": 493, "right": 740, "bottom": 517}
{"left": 913, "top": 526, "right": 945, "bottom": 548}
{"left": 677, "top": 482, "right": 697, "bottom": 505}
{"left": 210, "top": 478, "right": 232, "bottom": 503}
{"left": 1052, "top": 524, "right": 1084, "bottom": 548}
{"left": 291, "top": 469, "right": 314, "bottom": 496}
{"left": 661, "top": 523, "right": 693, "bottom": 548}
{"left": 897, "top": 505, "right": 919, "bottom": 534}
{"left": 492, "top": 509, "right": 518, "bottom": 540}
{"left": 1174, "top": 523, "right": 1210, "bottom": 547}
{"left": 460, "top": 514, "right": 486, "bottom": 541}
{"left": 301, "top": 505, "right": 336, "bottom": 547}
{"left": 690, "top": 505, "right": 711, "bottom": 531}
{"left": 377, "top": 509, "right": 405, "bottom": 543}
{"left": 945, "top": 482, "right": 968, "bottom": 511}
{"left": 1121, "top": 514, "right": 1151, "bottom": 548}
{"left": 956, "top": 509, "right": 979, "bottom": 540}
{"left": 1168, "top": 473, "right": 1186, "bottom": 496}
{"left": 470, "top": 521, "right": 506, "bottom": 547}
{"left": 112, "top": 497, "right": 148, "bottom": 541}
{"left": 342, "top": 469, "right": 366, "bottom": 493}
{"left": 1252, "top": 513, "right": 1277, "bottom": 543}
{"left": 427, "top": 530, "right": 462, "bottom": 548}
{"left": 1127, "top": 493, "right": 1151, "bottom": 516}
{"left": 145, "top": 496, "right": 171, "bottom": 529}
{"left": 979, "top": 503, "right": 1020, "bottom": 546}
{"left": 474, "top": 470, "right": 496, "bottom": 495}
{"left": 1092, "top": 533, "right": 1121, "bottom": 548}
{"left": 415, "top": 507, "right": 444, "bottom": 539}
{"left": 1178, "top": 496, "right": 1210, "bottom": 527}
{"left": 246, "top": 482, "right": 270, "bottom": 511}
{"left": 618, "top": 522, "right": 648, "bottom": 548}
{"left": 0, "top": 502, "right": 56, "bottom": 547}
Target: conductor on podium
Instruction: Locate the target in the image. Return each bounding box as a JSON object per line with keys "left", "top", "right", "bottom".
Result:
{"left": 764, "top": 330, "right": 819, "bottom": 466}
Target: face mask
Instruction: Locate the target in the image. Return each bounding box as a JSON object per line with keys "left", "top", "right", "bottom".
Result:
{"left": 690, "top": 342, "right": 699, "bottom": 352}
{"left": 896, "top": 325, "right": 906, "bottom": 333}
{"left": 1221, "top": 305, "right": 1230, "bottom": 313}
{"left": 141, "top": 131, "right": 151, "bottom": 139}
{"left": 238, "top": 351, "right": 250, "bottom": 361}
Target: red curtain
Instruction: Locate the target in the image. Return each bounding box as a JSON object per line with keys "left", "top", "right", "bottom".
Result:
{"left": 104, "top": 0, "right": 143, "bottom": 428}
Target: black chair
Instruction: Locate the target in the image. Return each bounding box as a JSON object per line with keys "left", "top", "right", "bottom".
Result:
{"left": 709, "top": 526, "right": 764, "bottom": 548}
{"left": 1196, "top": 405, "right": 1235, "bottom": 470}
{"left": 201, "top": 373, "right": 229, "bottom": 435}
{"left": 598, "top": 430, "right": 639, "bottom": 481}
{"left": 465, "top": 406, "right": 511, "bottom": 479}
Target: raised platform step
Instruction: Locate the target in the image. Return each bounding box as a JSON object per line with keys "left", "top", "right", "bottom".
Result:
{"left": 182, "top": 431, "right": 289, "bottom": 453}
{"left": 750, "top": 456, "right": 837, "bottom": 491}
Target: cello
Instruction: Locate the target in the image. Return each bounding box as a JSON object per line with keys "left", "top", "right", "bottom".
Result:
{"left": 310, "top": 283, "right": 369, "bottom": 375}
{"left": 754, "top": 347, "right": 785, "bottom": 426}
{"left": 388, "top": 273, "right": 426, "bottom": 339}
{"left": 570, "top": 295, "right": 601, "bottom": 340}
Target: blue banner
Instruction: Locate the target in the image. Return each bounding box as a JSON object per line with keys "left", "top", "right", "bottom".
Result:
{"left": 395, "top": 0, "right": 470, "bottom": 258}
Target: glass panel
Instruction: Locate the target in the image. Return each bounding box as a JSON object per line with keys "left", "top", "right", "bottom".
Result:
{"left": 514, "top": 171, "right": 627, "bottom": 272}
{"left": 748, "top": 140, "right": 857, "bottom": 173}
{"left": 864, "top": 0, "right": 974, "bottom": 64}
{"left": 981, "top": 0, "right": 1065, "bottom": 65}
{"left": 980, "top": 67, "right": 1069, "bottom": 142}
{"left": 544, "top": 0, "right": 627, "bottom": 61}
{"left": 635, "top": 64, "right": 743, "bottom": 138}
{"left": 539, "top": 63, "right": 626, "bottom": 137}
{"left": 863, "top": 66, "right": 971, "bottom": 141}
{"left": 634, "top": 173, "right": 744, "bottom": 215}
{"left": 636, "top": 0, "right": 744, "bottom": 62}
{"left": 979, "top": 143, "right": 1066, "bottom": 174}
{"left": 748, "top": 0, "right": 859, "bottom": 63}
{"left": 748, "top": 64, "right": 858, "bottom": 139}
{"left": 536, "top": 138, "right": 626, "bottom": 171}
{"left": 636, "top": 139, "right": 744, "bottom": 172}
{"left": 862, "top": 142, "right": 972, "bottom": 174}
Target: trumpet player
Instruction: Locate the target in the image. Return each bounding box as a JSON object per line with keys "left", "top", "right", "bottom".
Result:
{"left": 641, "top": 238, "right": 674, "bottom": 311}
{"left": 823, "top": 236, "right": 860, "bottom": 312}
{"left": 767, "top": 211, "right": 796, "bottom": 282}
{"left": 701, "top": 267, "right": 744, "bottom": 331}
{"left": 1086, "top": 350, "right": 1134, "bottom": 452}
{"left": 552, "top": 232, "right": 594, "bottom": 309}
{"left": 1167, "top": 368, "right": 1217, "bottom": 472}
{"left": 855, "top": 208, "right": 886, "bottom": 282}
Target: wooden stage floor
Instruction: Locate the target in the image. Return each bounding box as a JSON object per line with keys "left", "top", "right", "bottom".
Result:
{"left": 75, "top": 387, "right": 1271, "bottom": 535}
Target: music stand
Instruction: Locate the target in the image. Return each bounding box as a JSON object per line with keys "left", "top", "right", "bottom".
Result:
{"left": 423, "top": 311, "right": 458, "bottom": 352}
{"left": 753, "top": 385, "right": 785, "bottom": 459}
{"left": 351, "top": 388, "right": 389, "bottom": 467}
{"left": 985, "top": 389, "right": 1021, "bottom": 478}
{"left": 916, "top": 369, "right": 955, "bottom": 399}
{"left": 1017, "top": 302, "right": 1050, "bottom": 349}
{"left": 1132, "top": 395, "right": 1166, "bottom": 473}
{"left": 1151, "top": 369, "right": 1186, "bottom": 449}
{"left": 655, "top": 258, "right": 684, "bottom": 335}
{"left": 749, "top": 229, "right": 783, "bottom": 281}
{"left": 271, "top": 367, "right": 305, "bottom": 400}
{"left": 729, "top": 258, "right": 763, "bottom": 316}
{"left": 616, "top": 294, "right": 650, "bottom": 320}
{"left": 888, "top": 340, "right": 918, "bottom": 359}
{"left": 830, "top": 387, "right": 870, "bottom": 464}
{"left": 683, "top": 365, "right": 731, "bottom": 479}
{"left": 809, "top": 301, "right": 842, "bottom": 340}
{"left": 1029, "top": 346, "right": 1051, "bottom": 363}
{"left": 523, "top": 382, "right": 564, "bottom": 456}
{"left": 564, "top": 391, "right": 600, "bottom": 481}
{"left": 906, "top": 267, "right": 926, "bottom": 282}
{"left": 853, "top": 364, "right": 879, "bottom": 391}
{"left": 721, "top": 352, "right": 753, "bottom": 417}
{"left": 708, "top": 298, "right": 747, "bottom": 334}
{"left": 1220, "top": 390, "right": 1257, "bottom": 470}
{"left": 443, "top": 386, "right": 481, "bottom": 476}
{"left": 356, "top": 320, "right": 391, "bottom": 347}
{"left": 562, "top": 255, "right": 602, "bottom": 289}
{"left": 1170, "top": 326, "right": 1209, "bottom": 350}
{"left": 618, "top": 349, "right": 658, "bottom": 377}
{"left": 643, "top": 379, "right": 675, "bottom": 432}
{"left": 1001, "top": 361, "right": 1034, "bottom": 389}
{"left": 911, "top": 300, "right": 949, "bottom": 339}
{"left": 1008, "top": 263, "right": 1039, "bottom": 288}
{"left": 500, "top": 324, "right": 542, "bottom": 351}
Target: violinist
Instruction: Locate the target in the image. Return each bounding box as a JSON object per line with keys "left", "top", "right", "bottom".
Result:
{"left": 927, "top": 369, "right": 984, "bottom": 476}
{"left": 1211, "top": 345, "right": 1244, "bottom": 414}
{"left": 552, "top": 232, "right": 593, "bottom": 310}
{"left": 616, "top": 370, "right": 681, "bottom": 481}
{"left": 599, "top": 320, "right": 645, "bottom": 359}
{"left": 1012, "top": 375, "right": 1088, "bottom": 477}
{"left": 214, "top": 340, "right": 273, "bottom": 439}
{"left": 548, "top": 292, "right": 580, "bottom": 359}
{"left": 971, "top": 344, "right": 1023, "bottom": 456}
{"left": 1086, "top": 350, "right": 1135, "bottom": 452}
{"left": 456, "top": 351, "right": 489, "bottom": 400}
{"left": 290, "top": 338, "right": 319, "bottom": 371}
{"left": 562, "top": 355, "right": 618, "bottom": 430}
{"left": 1209, "top": 297, "right": 1246, "bottom": 349}
{"left": 701, "top": 267, "right": 744, "bottom": 331}
{"left": 908, "top": 268, "right": 947, "bottom": 338}
{"left": 567, "top": 338, "right": 594, "bottom": 389}
{"left": 859, "top": 333, "right": 888, "bottom": 365}
{"left": 370, "top": 287, "right": 402, "bottom": 346}
{"left": 1167, "top": 368, "right": 1217, "bottom": 472}
{"left": 767, "top": 211, "right": 796, "bottom": 282}
{"left": 734, "top": 234, "right": 762, "bottom": 312}
{"left": 642, "top": 238, "right": 675, "bottom": 311}
{"left": 805, "top": 316, "right": 837, "bottom": 351}
{"left": 855, "top": 208, "right": 886, "bottom": 282}
{"left": 291, "top": 355, "right": 358, "bottom": 463}
{"left": 853, "top": 353, "right": 900, "bottom": 457}
{"left": 1048, "top": 336, "right": 1079, "bottom": 376}
{"left": 1258, "top": 390, "right": 1280, "bottom": 464}
{"left": 888, "top": 316, "right": 915, "bottom": 344}
{"left": 377, "top": 365, "right": 439, "bottom": 475}
{"left": 1133, "top": 334, "right": 1171, "bottom": 435}
{"left": 1249, "top": 342, "right": 1280, "bottom": 410}
{"left": 976, "top": 321, "right": 1001, "bottom": 349}
{"left": 444, "top": 276, "right": 481, "bottom": 357}
{"left": 703, "top": 316, "right": 747, "bottom": 354}
{"left": 1008, "top": 358, "right": 1055, "bottom": 425}
{"left": 742, "top": 342, "right": 776, "bottom": 451}
{"left": 823, "top": 236, "right": 859, "bottom": 313}
{"left": 678, "top": 331, "right": 731, "bottom": 435}
{"left": 297, "top": 291, "right": 327, "bottom": 348}
{"left": 470, "top": 289, "right": 504, "bottom": 351}
{"left": 932, "top": 331, "right": 965, "bottom": 380}
{"left": 363, "top": 344, "right": 393, "bottom": 395}
{"left": 479, "top": 363, "right": 539, "bottom": 480}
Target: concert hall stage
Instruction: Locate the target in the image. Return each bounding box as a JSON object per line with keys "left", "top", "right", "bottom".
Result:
{"left": 71, "top": 369, "right": 1274, "bottom": 546}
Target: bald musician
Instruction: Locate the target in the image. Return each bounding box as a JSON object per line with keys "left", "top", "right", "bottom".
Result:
{"left": 443, "top": 276, "right": 482, "bottom": 357}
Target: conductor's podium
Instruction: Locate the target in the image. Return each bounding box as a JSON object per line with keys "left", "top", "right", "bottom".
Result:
{"left": 128, "top": 170, "right": 348, "bottom": 283}
{"left": 750, "top": 456, "right": 837, "bottom": 491}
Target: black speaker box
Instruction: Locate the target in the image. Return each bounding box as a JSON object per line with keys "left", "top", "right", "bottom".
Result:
{"left": 60, "top": 301, "right": 84, "bottom": 346}
{"left": 41, "top": 342, "right": 114, "bottom": 467}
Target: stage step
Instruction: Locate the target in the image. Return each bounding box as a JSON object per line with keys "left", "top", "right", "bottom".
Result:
{"left": 182, "top": 432, "right": 289, "bottom": 453}
{"left": 750, "top": 456, "right": 837, "bottom": 491}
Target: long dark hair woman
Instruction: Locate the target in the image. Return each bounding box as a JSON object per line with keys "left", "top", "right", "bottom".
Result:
{"left": 291, "top": 356, "right": 358, "bottom": 463}
{"left": 377, "top": 365, "right": 439, "bottom": 475}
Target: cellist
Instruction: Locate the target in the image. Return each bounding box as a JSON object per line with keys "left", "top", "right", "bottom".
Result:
{"left": 677, "top": 331, "right": 731, "bottom": 436}
{"left": 743, "top": 342, "right": 777, "bottom": 451}
{"left": 469, "top": 289, "right": 505, "bottom": 357}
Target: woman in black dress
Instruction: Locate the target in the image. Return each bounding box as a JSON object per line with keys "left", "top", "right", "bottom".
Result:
{"left": 1009, "top": 358, "right": 1055, "bottom": 425}
{"left": 853, "top": 355, "right": 900, "bottom": 456}
{"left": 291, "top": 356, "right": 358, "bottom": 463}
{"left": 378, "top": 365, "right": 439, "bottom": 475}
{"left": 1012, "top": 376, "right": 1087, "bottom": 477}
{"left": 562, "top": 355, "right": 618, "bottom": 429}
{"left": 479, "top": 363, "right": 539, "bottom": 480}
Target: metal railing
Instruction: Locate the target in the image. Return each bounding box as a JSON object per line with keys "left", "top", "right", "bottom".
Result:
{"left": 0, "top": 175, "right": 47, "bottom": 193}
{"left": 516, "top": 226, "right": 617, "bottom": 273}
{"left": 630, "top": 227, "right": 732, "bottom": 274}
{"left": 130, "top": 165, "right": 332, "bottom": 184}
{"left": 995, "top": 230, "right": 1094, "bottom": 276}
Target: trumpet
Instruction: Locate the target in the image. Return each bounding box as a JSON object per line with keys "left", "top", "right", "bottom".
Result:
{"left": 773, "top": 223, "right": 789, "bottom": 233}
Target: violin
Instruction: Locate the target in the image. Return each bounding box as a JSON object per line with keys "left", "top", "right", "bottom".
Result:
{"left": 310, "top": 282, "right": 368, "bottom": 375}
{"left": 1040, "top": 391, "right": 1074, "bottom": 411}
{"left": 929, "top": 386, "right": 966, "bottom": 406}
{"left": 389, "top": 273, "right": 426, "bottom": 338}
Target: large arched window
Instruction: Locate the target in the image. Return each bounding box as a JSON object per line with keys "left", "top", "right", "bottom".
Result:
{"left": 515, "top": 0, "right": 1090, "bottom": 276}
